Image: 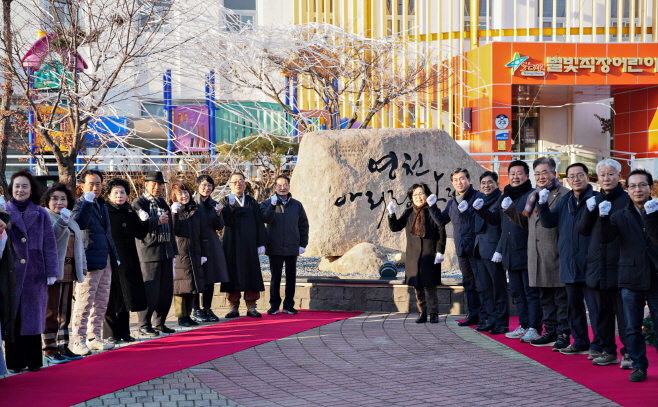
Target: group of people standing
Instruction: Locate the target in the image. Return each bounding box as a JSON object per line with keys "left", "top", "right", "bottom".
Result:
{"left": 393, "top": 157, "right": 658, "bottom": 383}
{"left": 0, "top": 169, "right": 309, "bottom": 376}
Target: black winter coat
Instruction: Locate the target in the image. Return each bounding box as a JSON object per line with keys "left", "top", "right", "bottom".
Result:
{"left": 577, "top": 184, "right": 631, "bottom": 290}
{"left": 389, "top": 206, "right": 446, "bottom": 288}
{"left": 132, "top": 194, "right": 178, "bottom": 262}
{"left": 192, "top": 194, "right": 229, "bottom": 285}
{"left": 173, "top": 202, "right": 208, "bottom": 295}
{"left": 537, "top": 185, "right": 598, "bottom": 284}
{"left": 72, "top": 197, "right": 119, "bottom": 270}
{"left": 460, "top": 192, "right": 502, "bottom": 260}
{"left": 429, "top": 185, "right": 483, "bottom": 257}
{"left": 0, "top": 209, "right": 16, "bottom": 342}
{"left": 219, "top": 194, "right": 268, "bottom": 293}
{"left": 475, "top": 189, "right": 531, "bottom": 271}
{"left": 598, "top": 200, "right": 658, "bottom": 291}
{"left": 106, "top": 202, "right": 150, "bottom": 314}
{"left": 260, "top": 194, "right": 309, "bottom": 257}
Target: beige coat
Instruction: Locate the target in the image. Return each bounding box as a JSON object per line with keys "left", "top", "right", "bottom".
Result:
{"left": 47, "top": 209, "right": 87, "bottom": 282}
{"left": 503, "top": 185, "right": 569, "bottom": 288}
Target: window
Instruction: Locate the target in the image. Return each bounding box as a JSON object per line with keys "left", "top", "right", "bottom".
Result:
{"left": 542, "top": 21, "right": 565, "bottom": 41}
{"left": 387, "top": 0, "right": 415, "bottom": 15}
{"left": 539, "top": 0, "right": 566, "bottom": 17}
{"left": 225, "top": 0, "right": 256, "bottom": 31}
{"left": 464, "top": 0, "right": 492, "bottom": 17}
{"left": 138, "top": 0, "right": 172, "bottom": 31}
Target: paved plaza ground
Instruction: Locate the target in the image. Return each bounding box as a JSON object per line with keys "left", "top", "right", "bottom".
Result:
{"left": 26, "top": 309, "right": 619, "bottom": 407}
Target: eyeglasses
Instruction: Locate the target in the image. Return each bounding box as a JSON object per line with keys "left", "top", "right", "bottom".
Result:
{"left": 627, "top": 183, "right": 650, "bottom": 191}
{"left": 229, "top": 181, "right": 243, "bottom": 185}
{"left": 567, "top": 173, "right": 588, "bottom": 181}
{"left": 534, "top": 170, "right": 551, "bottom": 177}
{"left": 481, "top": 180, "right": 496, "bottom": 185}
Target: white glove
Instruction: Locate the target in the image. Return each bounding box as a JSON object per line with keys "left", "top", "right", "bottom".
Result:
{"left": 201, "top": 256, "right": 207, "bottom": 265}
{"left": 492, "top": 252, "right": 502, "bottom": 263}
{"left": 458, "top": 200, "right": 469, "bottom": 213}
{"left": 0, "top": 195, "right": 5, "bottom": 211}
{"left": 171, "top": 202, "right": 182, "bottom": 214}
{"left": 172, "top": 258, "right": 176, "bottom": 278}
{"left": 473, "top": 198, "right": 484, "bottom": 210}
{"left": 645, "top": 199, "right": 658, "bottom": 215}
{"left": 299, "top": 246, "right": 305, "bottom": 255}
{"left": 47, "top": 276, "right": 57, "bottom": 285}
{"left": 501, "top": 196, "right": 513, "bottom": 210}
{"left": 117, "top": 260, "right": 121, "bottom": 266}
{"left": 138, "top": 209, "right": 149, "bottom": 221}
{"left": 386, "top": 201, "right": 395, "bottom": 215}
{"left": 228, "top": 193, "right": 236, "bottom": 205}
{"left": 83, "top": 191, "right": 95, "bottom": 202}
{"left": 59, "top": 208, "right": 71, "bottom": 223}
{"left": 426, "top": 194, "right": 437, "bottom": 207}
{"left": 271, "top": 195, "right": 277, "bottom": 206}
{"left": 0, "top": 230, "right": 7, "bottom": 257}
{"left": 586, "top": 196, "right": 597, "bottom": 212}
{"left": 599, "top": 201, "right": 611, "bottom": 216}
{"left": 258, "top": 246, "right": 265, "bottom": 255}
{"left": 434, "top": 253, "right": 444, "bottom": 264}
{"left": 538, "top": 189, "right": 549, "bottom": 205}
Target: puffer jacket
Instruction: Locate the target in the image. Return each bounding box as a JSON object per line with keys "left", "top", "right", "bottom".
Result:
{"left": 260, "top": 193, "right": 309, "bottom": 257}
{"left": 72, "top": 196, "right": 118, "bottom": 270}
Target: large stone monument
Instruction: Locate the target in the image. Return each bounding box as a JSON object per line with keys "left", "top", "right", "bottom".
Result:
{"left": 290, "top": 128, "right": 484, "bottom": 272}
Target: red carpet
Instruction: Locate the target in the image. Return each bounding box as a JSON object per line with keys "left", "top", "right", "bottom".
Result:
{"left": 0, "top": 310, "right": 361, "bottom": 407}
{"left": 465, "top": 316, "right": 658, "bottom": 407}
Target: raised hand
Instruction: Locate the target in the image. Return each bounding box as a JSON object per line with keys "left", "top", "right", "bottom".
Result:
{"left": 426, "top": 194, "right": 437, "bottom": 207}
{"left": 386, "top": 201, "right": 396, "bottom": 215}
{"left": 228, "top": 193, "right": 236, "bottom": 205}
{"left": 599, "top": 201, "right": 612, "bottom": 216}
{"left": 60, "top": 208, "right": 71, "bottom": 223}
{"left": 586, "top": 196, "right": 597, "bottom": 212}
{"left": 538, "top": 189, "right": 549, "bottom": 205}
{"left": 83, "top": 191, "right": 95, "bottom": 202}
{"left": 645, "top": 199, "right": 658, "bottom": 215}
{"left": 171, "top": 202, "right": 182, "bottom": 214}
{"left": 501, "top": 197, "right": 513, "bottom": 210}
{"left": 159, "top": 211, "right": 169, "bottom": 225}
{"left": 271, "top": 195, "right": 278, "bottom": 206}
{"left": 473, "top": 198, "right": 484, "bottom": 210}
{"left": 458, "top": 200, "right": 469, "bottom": 213}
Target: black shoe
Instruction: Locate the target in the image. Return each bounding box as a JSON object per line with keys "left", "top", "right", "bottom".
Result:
{"left": 530, "top": 333, "right": 557, "bottom": 347}
{"left": 630, "top": 367, "right": 647, "bottom": 382}
{"left": 186, "top": 316, "right": 199, "bottom": 326}
{"left": 267, "top": 307, "right": 280, "bottom": 315}
{"left": 247, "top": 309, "right": 262, "bottom": 318}
{"left": 282, "top": 306, "right": 298, "bottom": 315}
{"left": 139, "top": 327, "right": 160, "bottom": 337}
{"left": 489, "top": 326, "right": 509, "bottom": 335}
{"left": 204, "top": 309, "right": 220, "bottom": 322}
{"left": 476, "top": 321, "right": 495, "bottom": 331}
{"left": 225, "top": 310, "right": 240, "bottom": 318}
{"left": 27, "top": 366, "right": 41, "bottom": 372}
{"left": 429, "top": 314, "right": 439, "bottom": 324}
{"left": 44, "top": 353, "right": 69, "bottom": 365}
{"left": 192, "top": 309, "right": 211, "bottom": 323}
{"left": 105, "top": 336, "right": 119, "bottom": 344}
{"left": 8, "top": 368, "right": 22, "bottom": 374}
{"left": 60, "top": 347, "right": 83, "bottom": 360}
{"left": 458, "top": 317, "right": 479, "bottom": 327}
{"left": 552, "top": 333, "right": 570, "bottom": 352}
{"left": 154, "top": 325, "right": 176, "bottom": 334}
{"left": 120, "top": 334, "right": 136, "bottom": 343}
{"left": 415, "top": 312, "right": 428, "bottom": 323}
{"left": 178, "top": 317, "right": 191, "bottom": 327}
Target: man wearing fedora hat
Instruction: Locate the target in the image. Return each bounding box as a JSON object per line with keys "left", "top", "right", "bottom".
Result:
{"left": 133, "top": 171, "right": 178, "bottom": 336}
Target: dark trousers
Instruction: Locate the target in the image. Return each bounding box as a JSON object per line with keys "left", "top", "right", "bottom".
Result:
{"left": 540, "top": 286, "right": 570, "bottom": 337}
{"left": 475, "top": 257, "right": 509, "bottom": 327}
{"left": 595, "top": 288, "right": 627, "bottom": 356}
{"left": 103, "top": 312, "right": 130, "bottom": 339}
{"left": 508, "top": 269, "right": 542, "bottom": 331}
{"left": 565, "top": 282, "right": 601, "bottom": 351}
{"left": 175, "top": 294, "right": 195, "bottom": 318}
{"left": 5, "top": 304, "right": 43, "bottom": 370}
{"left": 193, "top": 285, "right": 215, "bottom": 311}
{"left": 458, "top": 254, "right": 485, "bottom": 321}
{"left": 620, "top": 278, "right": 658, "bottom": 369}
{"left": 269, "top": 255, "right": 297, "bottom": 309}
{"left": 415, "top": 286, "right": 439, "bottom": 314}
{"left": 137, "top": 259, "right": 174, "bottom": 329}
{"left": 42, "top": 282, "right": 74, "bottom": 356}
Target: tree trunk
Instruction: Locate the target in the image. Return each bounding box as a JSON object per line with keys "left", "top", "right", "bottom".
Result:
{"left": 0, "top": 0, "right": 13, "bottom": 198}
{"left": 57, "top": 157, "right": 77, "bottom": 192}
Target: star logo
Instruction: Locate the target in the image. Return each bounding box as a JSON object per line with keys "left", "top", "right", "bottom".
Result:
{"left": 506, "top": 52, "right": 529, "bottom": 73}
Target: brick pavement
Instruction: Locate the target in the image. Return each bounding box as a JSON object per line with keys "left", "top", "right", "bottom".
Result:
{"left": 68, "top": 312, "right": 619, "bottom": 407}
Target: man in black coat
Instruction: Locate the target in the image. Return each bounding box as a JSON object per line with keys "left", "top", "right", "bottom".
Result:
{"left": 475, "top": 161, "right": 542, "bottom": 342}
{"left": 220, "top": 172, "right": 268, "bottom": 318}
{"left": 261, "top": 175, "right": 309, "bottom": 316}
{"left": 537, "top": 163, "right": 602, "bottom": 358}
{"left": 428, "top": 168, "right": 486, "bottom": 328}
{"left": 133, "top": 171, "right": 177, "bottom": 336}
{"left": 597, "top": 168, "right": 658, "bottom": 383}
{"left": 578, "top": 159, "right": 631, "bottom": 368}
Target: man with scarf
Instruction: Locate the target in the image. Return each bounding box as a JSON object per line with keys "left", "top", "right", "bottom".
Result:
{"left": 537, "top": 163, "right": 602, "bottom": 358}
{"left": 428, "top": 168, "right": 486, "bottom": 328}
{"left": 464, "top": 171, "right": 509, "bottom": 334}
{"left": 474, "top": 161, "right": 542, "bottom": 342}
{"left": 504, "top": 157, "right": 571, "bottom": 350}
{"left": 578, "top": 159, "right": 631, "bottom": 368}
{"left": 133, "top": 171, "right": 177, "bottom": 336}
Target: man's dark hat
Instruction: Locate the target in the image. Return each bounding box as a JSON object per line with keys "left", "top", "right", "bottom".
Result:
{"left": 144, "top": 171, "right": 167, "bottom": 184}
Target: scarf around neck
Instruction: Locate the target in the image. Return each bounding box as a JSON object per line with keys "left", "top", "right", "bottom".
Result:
{"left": 475, "top": 188, "right": 501, "bottom": 234}
{"left": 601, "top": 183, "right": 625, "bottom": 203}
{"left": 143, "top": 191, "right": 170, "bottom": 243}
{"left": 410, "top": 202, "right": 428, "bottom": 237}
{"left": 502, "top": 179, "right": 533, "bottom": 201}
{"left": 523, "top": 177, "right": 560, "bottom": 217}
{"left": 454, "top": 185, "right": 473, "bottom": 204}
